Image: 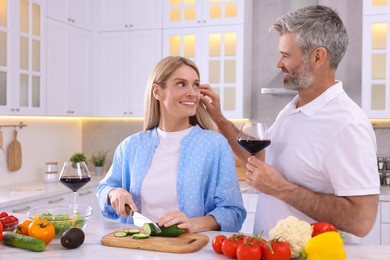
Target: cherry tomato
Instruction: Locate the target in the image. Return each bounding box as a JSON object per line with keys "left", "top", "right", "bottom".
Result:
{"left": 28, "top": 219, "right": 56, "bottom": 245}
{"left": 262, "top": 240, "right": 291, "bottom": 260}
{"left": 237, "top": 243, "right": 262, "bottom": 260}
{"left": 0, "top": 212, "right": 8, "bottom": 218}
{"left": 0, "top": 221, "right": 3, "bottom": 242}
{"left": 221, "top": 237, "right": 240, "bottom": 258}
{"left": 212, "top": 235, "right": 227, "bottom": 254}
{"left": 255, "top": 238, "right": 269, "bottom": 256}
{"left": 311, "top": 222, "right": 338, "bottom": 237}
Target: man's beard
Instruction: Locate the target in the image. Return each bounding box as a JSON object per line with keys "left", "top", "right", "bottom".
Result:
{"left": 283, "top": 58, "right": 314, "bottom": 91}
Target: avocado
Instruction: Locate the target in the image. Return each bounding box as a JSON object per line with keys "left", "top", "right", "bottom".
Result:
{"left": 61, "top": 227, "right": 85, "bottom": 249}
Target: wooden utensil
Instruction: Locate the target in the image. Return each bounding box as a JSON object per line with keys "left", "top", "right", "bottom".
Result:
{"left": 101, "top": 230, "right": 209, "bottom": 253}
{"left": 7, "top": 129, "right": 22, "bottom": 171}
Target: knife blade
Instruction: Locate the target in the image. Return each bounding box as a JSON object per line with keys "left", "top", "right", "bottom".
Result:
{"left": 125, "top": 204, "right": 161, "bottom": 233}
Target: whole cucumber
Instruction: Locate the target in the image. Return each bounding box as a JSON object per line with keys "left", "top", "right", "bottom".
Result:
{"left": 2, "top": 232, "right": 46, "bottom": 252}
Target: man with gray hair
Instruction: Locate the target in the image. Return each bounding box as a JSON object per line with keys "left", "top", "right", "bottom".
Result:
{"left": 200, "top": 5, "right": 379, "bottom": 242}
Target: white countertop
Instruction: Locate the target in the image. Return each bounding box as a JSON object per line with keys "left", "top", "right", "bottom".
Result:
{"left": 0, "top": 177, "right": 103, "bottom": 208}
{"left": 0, "top": 215, "right": 389, "bottom": 260}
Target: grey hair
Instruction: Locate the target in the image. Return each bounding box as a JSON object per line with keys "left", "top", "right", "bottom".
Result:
{"left": 270, "top": 5, "right": 348, "bottom": 69}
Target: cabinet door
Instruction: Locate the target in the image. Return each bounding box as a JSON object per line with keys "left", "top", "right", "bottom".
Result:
{"left": 0, "top": 0, "right": 45, "bottom": 115}
{"left": 97, "top": 31, "right": 130, "bottom": 116}
{"left": 163, "top": 0, "right": 244, "bottom": 28}
{"left": 128, "top": 30, "right": 162, "bottom": 116}
{"left": 98, "top": 30, "right": 161, "bottom": 117}
{"left": 38, "top": 193, "right": 71, "bottom": 205}
{"left": 46, "top": 19, "right": 91, "bottom": 116}
{"left": 1, "top": 200, "right": 38, "bottom": 214}
{"left": 362, "top": 15, "right": 390, "bottom": 118}
{"left": 77, "top": 186, "right": 104, "bottom": 221}
{"left": 47, "top": 0, "right": 91, "bottom": 30}
{"left": 98, "top": 0, "right": 162, "bottom": 32}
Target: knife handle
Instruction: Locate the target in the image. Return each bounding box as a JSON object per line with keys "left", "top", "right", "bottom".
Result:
{"left": 125, "top": 204, "right": 134, "bottom": 216}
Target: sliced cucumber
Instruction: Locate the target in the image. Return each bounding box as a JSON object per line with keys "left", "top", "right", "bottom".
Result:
{"left": 144, "top": 223, "right": 186, "bottom": 237}
{"left": 132, "top": 233, "right": 150, "bottom": 239}
{"left": 114, "top": 231, "right": 128, "bottom": 237}
{"left": 124, "top": 229, "right": 140, "bottom": 235}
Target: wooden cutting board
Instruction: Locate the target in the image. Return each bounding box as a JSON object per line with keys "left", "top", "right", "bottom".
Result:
{"left": 7, "top": 130, "right": 22, "bottom": 172}
{"left": 101, "top": 230, "right": 209, "bottom": 253}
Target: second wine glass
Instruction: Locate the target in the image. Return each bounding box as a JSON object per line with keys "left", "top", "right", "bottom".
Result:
{"left": 59, "top": 161, "right": 91, "bottom": 205}
{"left": 237, "top": 122, "right": 271, "bottom": 156}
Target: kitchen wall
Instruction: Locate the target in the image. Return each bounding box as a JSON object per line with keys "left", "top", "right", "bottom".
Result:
{"left": 0, "top": 117, "right": 81, "bottom": 186}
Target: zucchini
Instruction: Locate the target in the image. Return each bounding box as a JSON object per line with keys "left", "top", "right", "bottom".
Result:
{"left": 2, "top": 232, "right": 46, "bottom": 252}
{"left": 143, "top": 223, "right": 186, "bottom": 237}
{"left": 131, "top": 233, "right": 149, "bottom": 239}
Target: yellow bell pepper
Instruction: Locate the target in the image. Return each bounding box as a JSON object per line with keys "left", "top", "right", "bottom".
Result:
{"left": 304, "top": 231, "right": 346, "bottom": 260}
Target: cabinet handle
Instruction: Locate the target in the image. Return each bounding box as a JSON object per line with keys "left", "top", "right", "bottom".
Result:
{"left": 68, "top": 18, "right": 72, "bottom": 21}
{"left": 48, "top": 198, "right": 64, "bottom": 204}
{"left": 12, "top": 206, "right": 31, "bottom": 213}
{"left": 125, "top": 24, "right": 128, "bottom": 28}
{"left": 78, "top": 190, "right": 92, "bottom": 196}
{"left": 72, "top": 19, "right": 75, "bottom": 23}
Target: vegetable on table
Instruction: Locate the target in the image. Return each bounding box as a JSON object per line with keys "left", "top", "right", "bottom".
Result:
{"left": 0, "top": 221, "right": 3, "bottom": 242}
{"left": 61, "top": 227, "right": 85, "bottom": 249}
{"left": 16, "top": 219, "right": 32, "bottom": 235}
{"left": 303, "top": 231, "right": 346, "bottom": 260}
{"left": 236, "top": 238, "right": 262, "bottom": 260}
{"left": 2, "top": 232, "right": 46, "bottom": 252}
{"left": 268, "top": 215, "right": 313, "bottom": 258}
{"left": 28, "top": 219, "right": 56, "bottom": 245}
{"left": 262, "top": 239, "right": 291, "bottom": 260}
{"left": 143, "top": 223, "right": 186, "bottom": 237}
{"left": 212, "top": 234, "right": 227, "bottom": 254}
{"left": 311, "top": 222, "right": 338, "bottom": 237}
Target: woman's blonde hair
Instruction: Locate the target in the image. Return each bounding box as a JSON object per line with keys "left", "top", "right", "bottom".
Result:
{"left": 143, "top": 56, "right": 215, "bottom": 131}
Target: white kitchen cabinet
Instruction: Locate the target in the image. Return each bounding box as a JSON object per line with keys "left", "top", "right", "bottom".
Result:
{"left": 240, "top": 193, "right": 258, "bottom": 234}
{"left": 1, "top": 200, "right": 39, "bottom": 215}
{"left": 163, "top": 26, "right": 251, "bottom": 118}
{"left": 362, "top": 1, "right": 390, "bottom": 118}
{"left": 382, "top": 223, "right": 390, "bottom": 245}
{"left": 98, "top": 0, "right": 162, "bottom": 32}
{"left": 46, "top": 18, "right": 92, "bottom": 116}
{"left": 76, "top": 186, "right": 104, "bottom": 221}
{"left": 163, "top": 0, "right": 245, "bottom": 28}
{"left": 381, "top": 201, "right": 390, "bottom": 245}
{"left": 0, "top": 0, "right": 46, "bottom": 116}
{"left": 97, "top": 30, "right": 162, "bottom": 117}
{"left": 46, "top": 0, "right": 92, "bottom": 31}
{"left": 38, "top": 192, "right": 71, "bottom": 205}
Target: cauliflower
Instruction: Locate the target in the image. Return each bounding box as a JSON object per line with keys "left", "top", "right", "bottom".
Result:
{"left": 269, "top": 216, "right": 313, "bottom": 258}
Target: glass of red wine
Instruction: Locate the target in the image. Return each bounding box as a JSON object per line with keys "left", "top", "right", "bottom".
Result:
{"left": 237, "top": 122, "right": 271, "bottom": 156}
{"left": 59, "top": 161, "right": 91, "bottom": 205}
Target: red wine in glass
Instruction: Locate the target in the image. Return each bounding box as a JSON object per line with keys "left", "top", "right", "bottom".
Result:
{"left": 237, "top": 139, "right": 271, "bottom": 155}
{"left": 60, "top": 176, "right": 91, "bottom": 192}
{"left": 237, "top": 122, "right": 270, "bottom": 156}
{"left": 59, "top": 161, "right": 91, "bottom": 204}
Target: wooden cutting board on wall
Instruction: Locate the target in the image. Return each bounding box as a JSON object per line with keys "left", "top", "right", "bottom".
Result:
{"left": 101, "top": 230, "right": 209, "bottom": 253}
{"left": 7, "top": 130, "right": 22, "bottom": 172}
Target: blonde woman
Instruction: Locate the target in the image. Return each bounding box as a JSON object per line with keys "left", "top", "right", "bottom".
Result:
{"left": 97, "top": 56, "right": 246, "bottom": 233}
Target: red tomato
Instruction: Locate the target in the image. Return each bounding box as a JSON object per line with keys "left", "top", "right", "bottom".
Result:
{"left": 237, "top": 243, "right": 262, "bottom": 260}
{"left": 212, "top": 235, "right": 227, "bottom": 254}
{"left": 221, "top": 237, "right": 239, "bottom": 258}
{"left": 0, "top": 212, "right": 8, "bottom": 218}
{"left": 255, "top": 238, "right": 269, "bottom": 255}
{"left": 311, "top": 222, "right": 338, "bottom": 237}
{"left": 262, "top": 240, "right": 291, "bottom": 260}
{"left": 0, "top": 221, "right": 3, "bottom": 242}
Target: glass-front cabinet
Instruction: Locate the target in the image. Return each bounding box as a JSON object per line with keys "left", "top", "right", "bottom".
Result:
{"left": 0, "top": 0, "right": 45, "bottom": 115}
{"left": 362, "top": 0, "right": 390, "bottom": 118}
{"left": 163, "top": 0, "right": 252, "bottom": 119}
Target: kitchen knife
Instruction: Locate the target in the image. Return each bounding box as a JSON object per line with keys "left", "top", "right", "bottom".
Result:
{"left": 125, "top": 204, "right": 161, "bottom": 233}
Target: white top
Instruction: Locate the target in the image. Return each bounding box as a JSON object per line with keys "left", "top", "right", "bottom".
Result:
{"left": 140, "top": 127, "right": 193, "bottom": 221}
{"left": 254, "top": 81, "right": 380, "bottom": 242}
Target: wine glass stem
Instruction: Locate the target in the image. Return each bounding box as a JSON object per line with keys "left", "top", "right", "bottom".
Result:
{"left": 73, "top": 192, "right": 77, "bottom": 205}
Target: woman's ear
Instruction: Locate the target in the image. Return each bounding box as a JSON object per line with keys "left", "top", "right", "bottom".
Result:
{"left": 152, "top": 83, "right": 160, "bottom": 100}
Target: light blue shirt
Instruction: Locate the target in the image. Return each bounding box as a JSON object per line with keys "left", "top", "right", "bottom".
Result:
{"left": 96, "top": 125, "right": 246, "bottom": 232}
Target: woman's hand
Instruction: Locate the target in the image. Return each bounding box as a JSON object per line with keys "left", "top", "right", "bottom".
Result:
{"left": 108, "top": 188, "right": 138, "bottom": 218}
{"left": 157, "top": 210, "right": 193, "bottom": 232}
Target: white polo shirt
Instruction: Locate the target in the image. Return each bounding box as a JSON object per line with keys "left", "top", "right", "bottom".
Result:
{"left": 254, "top": 81, "right": 380, "bottom": 241}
